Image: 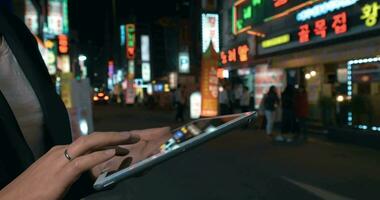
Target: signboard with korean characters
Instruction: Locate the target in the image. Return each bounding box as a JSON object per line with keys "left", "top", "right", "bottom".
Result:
{"left": 233, "top": 0, "right": 380, "bottom": 55}
{"left": 200, "top": 45, "right": 219, "bottom": 117}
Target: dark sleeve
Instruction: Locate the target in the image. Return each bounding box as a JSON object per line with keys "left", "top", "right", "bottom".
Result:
{"left": 64, "top": 172, "right": 96, "bottom": 200}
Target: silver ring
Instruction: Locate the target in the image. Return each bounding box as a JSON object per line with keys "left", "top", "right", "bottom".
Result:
{"left": 64, "top": 149, "right": 72, "bottom": 161}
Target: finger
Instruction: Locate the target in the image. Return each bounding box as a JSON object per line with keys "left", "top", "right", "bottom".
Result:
{"left": 97, "top": 146, "right": 130, "bottom": 156}
{"left": 65, "top": 149, "right": 116, "bottom": 178}
{"left": 68, "top": 132, "right": 139, "bottom": 159}
{"left": 130, "top": 127, "right": 171, "bottom": 139}
{"left": 119, "top": 157, "right": 133, "bottom": 169}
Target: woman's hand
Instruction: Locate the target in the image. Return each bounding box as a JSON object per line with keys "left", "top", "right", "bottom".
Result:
{"left": 0, "top": 132, "right": 139, "bottom": 200}
{"left": 91, "top": 127, "right": 172, "bottom": 177}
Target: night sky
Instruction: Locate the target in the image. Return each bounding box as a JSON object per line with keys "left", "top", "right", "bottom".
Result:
{"left": 69, "top": 0, "right": 181, "bottom": 46}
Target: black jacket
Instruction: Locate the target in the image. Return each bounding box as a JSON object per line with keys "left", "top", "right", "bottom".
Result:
{"left": 0, "top": 8, "right": 93, "bottom": 199}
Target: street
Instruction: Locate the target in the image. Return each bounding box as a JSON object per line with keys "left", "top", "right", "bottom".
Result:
{"left": 87, "top": 105, "right": 380, "bottom": 200}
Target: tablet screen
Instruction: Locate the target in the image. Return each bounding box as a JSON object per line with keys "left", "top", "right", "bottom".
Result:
{"left": 160, "top": 114, "right": 242, "bottom": 153}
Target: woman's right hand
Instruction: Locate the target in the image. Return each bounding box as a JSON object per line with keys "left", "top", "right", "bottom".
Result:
{"left": 0, "top": 132, "right": 139, "bottom": 200}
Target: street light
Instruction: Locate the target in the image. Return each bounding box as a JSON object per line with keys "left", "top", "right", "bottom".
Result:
{"left": 79, "top": 55, "right": 87, "bottom": 62}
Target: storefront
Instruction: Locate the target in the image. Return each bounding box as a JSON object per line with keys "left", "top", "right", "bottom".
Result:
{"left": 221, "top": 0, "right": 380, "bottom": 133}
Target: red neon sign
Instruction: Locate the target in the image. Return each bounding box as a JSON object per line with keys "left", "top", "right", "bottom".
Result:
{"left": 274, "top": 0, "right": 288, "bottom": 8}
{"left": 298, "top": 24, "right": 310, "bottom": 43}
{"left": 238, "top": 44, "right": 249, "bottom": 62}
{"left": 332, "top": 12, "right": 347, "bottom": 35}
{"left": 220, "top": 51, "right": 228, "bottom": 65}
{"left": 228, "top": 48, "right": 237, "bottom": 62}
{"left": 314, "top": 19, "right": 327, "bottom": 38}
{"left": 58, "top": 34, "right": 69, "bottom": 54}
{"left": 221, "top": 44, "right": 250, "bottom": 64}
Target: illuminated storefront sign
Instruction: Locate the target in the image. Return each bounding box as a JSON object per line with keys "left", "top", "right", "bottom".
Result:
{"left": 25, "top": 0, "right": 38, "bottom": 34}
{"left": 202, "top": 13, "right": 220, "bottom": 53}
{"left": 142, "top": 63, "right": 151, "bottom": 82}
{"left": 220, "top": 44, "right": 249, "bottom": 65}
{"left": 141, "top": 35, "right": 150, "bottom": 62}
{"left": 48, "top": 0, "right": 64, "bottom": 35}
{"left": 296, "top": 0, "right": 359, "bottom": 22}
{"left": 261, "top": 34, "right": 290, "bottom": 48}
{"left": 274, "top": 0, "right": 288, "bottom": 7}
{"left": 169, "top": 72, "right": 178, "bottom": 89}
{"left": 120, "top": 25, "right": 126, "bottom": 46}
{"left": 128, "top": 60, "right": 135, "bottom": 80}
{"left": 108, "top": 60, "right": 114, "bottom": 82}
{"left": 254, "top": 64, "right": 285, "bottom": 109}
{"left": 44, "top": 39, "right": 57, "bottom": 75}
{"left": 179, "top": 51, "right": 190, "bottom": 73}
{"left": 361, "top": 2, "right": 380, "bottom": 27}
{"left": 190, "top": 92, "right": 202, "bottom": 119}
{"left": 58, "top": 34, "right": 69, "bottom": 54}
{"left": 254, "top": 0, "right": 380, "bottom": 55}
{"left": 57, "top": 55, "right": 70, "bottom": 73}
{"left": 126, "top": 24, "right": 136, "bottom": 59}
{"left": 346, "top": 57, "right": 380, "bottom": 132}
{"left": 201, "top": 46, "right": 219, "bottom": 117}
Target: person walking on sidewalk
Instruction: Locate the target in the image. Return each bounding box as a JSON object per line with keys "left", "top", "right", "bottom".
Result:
{"left": 174, "top": 84, "right": 185, "bottom": 122}
{"left": 295, "top": 86, "right": 309, "bottom": 141}
{"left": 240, "top": 86, "right": 250, "bottom": 113}
{"left": 281, "top": 85, "right": 297, "bottom": 136}
{"left": 263, "top": 86, "right": 280, "bottom": 136}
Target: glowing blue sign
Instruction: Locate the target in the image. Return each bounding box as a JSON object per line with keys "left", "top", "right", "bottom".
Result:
{"left": 120, "top": 25, "right": 126, "bottom": 46}
{"left": 296, "top": 0, "right": 359, "bottom": 22}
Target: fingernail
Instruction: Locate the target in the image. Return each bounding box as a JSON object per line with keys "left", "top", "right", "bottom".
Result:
{"left": 129, "top": 135, "right": 140, "bottom": 143}
{"left": 115, "top": 147, "right": 129, "bottom": 156}
{"left": 105, "top": 149, "right": 115, "bottom": 155}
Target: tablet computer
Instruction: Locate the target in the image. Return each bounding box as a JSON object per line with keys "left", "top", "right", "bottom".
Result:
{"left": 94, "top": 111, "right": 257, "bottom": 190}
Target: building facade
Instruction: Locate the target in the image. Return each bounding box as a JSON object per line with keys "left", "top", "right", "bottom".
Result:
{"left": 221, "top": 0, "right": 380, "bottom": 135}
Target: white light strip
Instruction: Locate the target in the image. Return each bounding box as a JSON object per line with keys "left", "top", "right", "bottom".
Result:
{"left": 296, "top": 0, "right": 359, "bottom": 22}
{"left": 347, "top": 57, "right": 380, "bottom": 132}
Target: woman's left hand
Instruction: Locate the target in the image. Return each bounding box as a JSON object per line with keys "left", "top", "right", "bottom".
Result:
{"left": 91, "top": 127, "right": 171, "bottom": 177}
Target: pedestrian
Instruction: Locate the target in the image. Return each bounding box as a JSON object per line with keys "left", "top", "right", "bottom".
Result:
{"left": 240, "top": 86, "right": 250, "bottom": 112}
{"left": 175, "top": 84, "right": 185, "bottom": 122}
{"left": 263, "top": 86, "right": 280, "bottom": 136}
{"left": 0, "top": 7, "right": 171, "bottom": 200}
{"left": 295, "top": 86, "right": 309, "bottom": 141}
{"left": 233, "top": 84, "right": 243, "bottom": 113}
{"left": 219, "top": 85, "right": 229, "bottom": 115}
{"left": 281, "top": 85, "right": 297, "bottom": 133}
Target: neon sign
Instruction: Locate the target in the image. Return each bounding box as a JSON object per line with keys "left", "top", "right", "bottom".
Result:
{"left": 57, "top": 34, "right": 69, "bottom": 54}
{"left": 126, "top": 24, "right": 136, "bottom": 59}
{"left": 202, "top": 13, "right": 220, "bottom": 53}
{"left": 274, "top": 0, "right": 288, "bottom": 8}
{"left": 296, "top": 0, "right": 359, "bottom": 22}
{"left": 261, "top": 34, "right": 290, "bottom": 48}
{"left": 220, "top": 44, "right": 250, "bottom": 64}
{"left": 120, "top": 25, "right": 126, "bottom": 46}
{"left": 298, "top": 12, "right": 347, "bottom": 44}
{"left": 361, "top": 2, "right": 380, "bottom": 27}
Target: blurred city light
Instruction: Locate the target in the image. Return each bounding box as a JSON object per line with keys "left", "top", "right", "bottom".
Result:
{"left": 78, "top": 55, "right": 87, "bottom": 62}
{"left": 79, "top": 119, "right": 88, "bottom": 135}
{"left": 336, "top": 95, "right": 344, "bottom": 102}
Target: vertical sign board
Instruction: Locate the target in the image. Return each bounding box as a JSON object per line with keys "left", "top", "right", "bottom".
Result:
{"left": 120, "top": 25, "right": 126, "bottom": 46}
{"left": 141, "top": 35, "right": 151, "bottom": 81}
{"left": 48, "top": 0, "right": 63, "bottom": 35}
{"left": 25, "top": 0, "right": 38, "bottom": 34}
{"left": 202, "top": 13, "right": 220, "bottom": 53}
{"left": 200, "top": 44, "right": 219, "bottom": 117}
{"left": 44, "top": 39, "right": 58, "bottom": 75}
{"left": 126, "top": 24, "right": 136, "bottom": 60}
{"left": 179, "top": 51, "right": 190, "bottom": 73}
{"left": 142, "top": 63, "right": 151, "bottom": 82}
